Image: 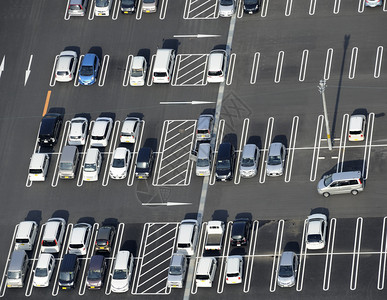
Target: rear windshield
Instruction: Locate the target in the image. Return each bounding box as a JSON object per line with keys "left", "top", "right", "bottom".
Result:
{"left": 16, "top": 238, "right": 29, "bottom": 244}
{"left": 154, "top": 72, "right": 167, "bottom": 77}
{"left": 29, "top": 169, "right": 42, "bottom": 174}
{"left": 227, "top": 272, "right": 239, "bottom": 277}
{"left": 177, "top": 243, "right": 190, "bottom": 248}
{"left": 42, "top": 240, "right": 57, "bottom": 247}
{"left": 307, "top": 234, "right": 322, "bottom": 243}
{"left": 59, "top": 271, "right": 74, "bottom": 281}
{"left": 208, "top": 70, "right": 222, "bottom": 76}
{"left": 349, "top": 130, "right": 362, "bottom": 135}
{"left": 169, "top": 266, "right": 182, "bottom": 275}
{"left": 70, "top": 243, "right": 83, "bottom": 249}
{"left": 196, "top": 274, "right": 209, "bottom": 280}
{"left": 197, "top": 129, "right": 209, "bottom": 134}
{"left": 57, "top": 71, "right": 69, "bottom": 76}
{"left": 113, "top": 269, "right": 127, "bottom": 279}
{"left": 60, "top": 162, "right": 73, "bottom": 170}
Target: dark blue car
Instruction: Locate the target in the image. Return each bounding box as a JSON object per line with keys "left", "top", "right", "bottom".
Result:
{"left": 79, "top": 53, "right": 100, "bottom": 85}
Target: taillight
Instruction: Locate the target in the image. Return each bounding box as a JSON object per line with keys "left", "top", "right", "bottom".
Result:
{"left": 106, "top": 241, "right": 109, "bottom": 245}
{"left": 41, "top": 240, "right": 44, "bottom": 246}
{"left": 360, "top": 134, "right": 363, "bottom": 137}
{"left": 349, "top": 135, "right": 351, "bottom": 137}
{"left": 226, "top": 278, "right": 228, "bottom": 280}
{"left": 238, "top": 277, "right": 241, "bottom": 280}
{"left": 55, "top": 240, "right": 57, "bottom": 245}
{"left": 359, "top": 178, "right": 363, "bottom": 183}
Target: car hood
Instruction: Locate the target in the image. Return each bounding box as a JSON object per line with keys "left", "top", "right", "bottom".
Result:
{"left": 240, "top": 165, "right": 256, "bottom": 173}
{"left": 266, "top": 164, "right": 282, "bottom": 173}
{"left": 167, "top": 274, "right": 183, "bottom": 283}
{"left": 278, "top": 275, "right": 295, "bottom": 286}
{"left": 216, "top": 169, "right": 230, "bottom": 177}
{"left": 317, "top": 178, "right": 326, "bottom": 191}
{"left": 244, "top": 3, "right": 258, "bottom": 10}
{"left": 111, "top": 278, "right": 128, "bottom": 289}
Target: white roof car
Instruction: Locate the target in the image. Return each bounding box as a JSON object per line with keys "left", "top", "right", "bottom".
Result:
{"left": 111, "top": 251, "right": 134, "bottom": 293}
{"left": 33, "top": 253, "right": 55, "bottom": 287}
{"left": 94, "top": 0, "right": 113, "bottom": 16}
{"left": 90, "top": 117, "right": 113, "bottom": 147}
{"left": 68, "top": 117, "right": 88, "bottom": 145}
{"left": 305, "top": 214, "right": 327, "bottom": 250}
{"left": 55, "top": 51, "right": 78, "bottom": 82}
{"left": 226, "top": 255, "right": 243, "bottom": 284}
{"left": 28, "top": 153, "right": 50, "bottom": 182}
{"left": 41, "top": 218, "right": 66, "bottom": 253}
{"left": 68, "top": 223, "right": 92, "bottom": 255}
{"left": 83, "top": 148, "right": 102, "bottom": 181}
{"left": 207, "top": 50, "right": 227, "bottom": 83}
{"left": 219, "top": 0, "right": 236, "bottom": 17}
{"left": 15, "top": 221, "right": 38, "bottom": 251}
{"left": 130, "top": 56, "right": 147, "bottom": 86}
{"left": 120, "top": 117, "right": 140, "bottom": 143}
{"left": 109, "top": 147, "right": 131, "bottom": 180}
{"left": 348, "top": 114, "right": 366, "bottom": 142}
{"left": 266, "top": 142, "right": 286, "bottom": 177}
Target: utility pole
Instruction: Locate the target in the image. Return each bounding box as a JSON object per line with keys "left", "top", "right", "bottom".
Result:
{"left": 318, "top": 80, "right": 332, "bottom": 150}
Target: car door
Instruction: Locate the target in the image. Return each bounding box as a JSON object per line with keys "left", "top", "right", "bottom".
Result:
{"left": 48, "top": 256, "right": 55, "bottom": 280}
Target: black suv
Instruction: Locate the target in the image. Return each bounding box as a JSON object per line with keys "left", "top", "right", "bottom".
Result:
{"left": 38, "top": 113, "right": 63, "bottom": 146}
{"left": 95, "top": 226, "right": 116, "bottom": 253}
{"left": 243, "top": 0, "right": 260, "bottom": 14}
{"left": 58, "top": 254, "right": 79, "bottom": 289}
{"left": 135, "top": 147, "right": 154, "bottom": 179}
{"left": 230, "top": 218, "right": 251, "bottom": 246}
{"left": 215, "top": 142, "right": 235, "bottom": 181}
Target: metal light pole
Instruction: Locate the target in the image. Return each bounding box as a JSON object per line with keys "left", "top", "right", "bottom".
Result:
{"left": 318, "top": 80, "right": 332, "bottom": 150}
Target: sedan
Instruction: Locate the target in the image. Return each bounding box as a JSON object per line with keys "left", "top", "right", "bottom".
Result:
{"left": 110, "top": 148, "right": 131, "bottom": 179}
{"left": 79, "top": 53, "right": 100, "bottom": 85}
{"left": 55, "top": 51, "right": 78, "bottom": 82}
{"left": 68, "top": 117, "right": 88, "bottom": 146}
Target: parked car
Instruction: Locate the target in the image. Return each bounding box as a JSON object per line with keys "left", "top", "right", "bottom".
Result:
{"left": 95, "top": 226, "right": 116, "bottom": 253}
{"left": 83, "top": 148, "right": 102, "bottom": 181}
{"left": 120, "top": 117, "right": 140, "bottom": 143}
{"left": 196, "top": 114, "right": 214, "bottom": 142}
{"left": 348, "top": 114, "right": 366, "bottom": 141}
{"left": 78, "top": 53, "right": 100, "bottom": 85}
{"left": 68, "top": 117, "right": 88, "bottom": 146}
{"left": 28, "top": 153, "right": 50, "bottom": 182}
{"left": 121, "top": 0, "right": 136, "bottom": 13}
{"left": 111, "top": 251, "right": 134, "bottom": 293}
{"left": 207, "top": 50, "right": 227, "bottom": 83}
{"left": 68, "top": 223, "right": 92, "bottom": 255}
{"left": 215, "top": 142, "right": 235, "bottom": 181}
{"left": 55, "top": 51, "right": 78, "bottom": 82}
{"left": 230, "top": 218, "right": 251, "bottom": 246}
{"left": 58, "top": 254, "right": 79, "bottom": 289}
{"left": 196, "top": 143, "right": 212, "bottom": 177}
{"left": 33, "top": 254, "right": 55, "bottom": 287}
{"left": 243, "top": 0, "right": 260, "bottom": 14}
{"left": 219, "top": 0, "right": 236, "bottom": 17}
{"left": 86, "top": 255, "right": 106, "bottom": 289}
{"left": 135, "top": 147, "right": 154, "bottom": 179}
{"left": 305, "top": 214, "right": 327, "bottom": 250}
{"left": 365, "top": 0, "right": 383, "bottom": 7}
{"left": 240, "top": 144, "right": 260, "bottom": 178}
{"left": 226, "top": 255, "right": 243, "bottom": 284}
{"left": 317, "top": 171, "right": 364, "bottom": 197}
{"left": 142, "top": 0, "right": 158, "bottom": 13}
{"left": 41, "top": 218, "right": 66, "bottom": 253}
{"left": 130, "top": 56, "right": 147, "bottom": 86}
{"left": 94, "top": 0, "right": 112, "bottom": 16}
{"left": 90, "top": 117, "right": 113, "bottom": 147}
{"left": 266, "top": 142, "right": 286, "bottom": 177}
{"left": 110, "top": 148, "right": 131, "bottom": 180}
{"left": 277, "top": 251, "right": 298, "bottom": 287}
{"left": 15, "top": 221, "right": 37, "bottom": 251}
{"left": 38, "top": 113, "right": 63, "bottom": 147}
{"left": 167, "top": 253, "right": 187, "bottom": 288}
{"left": 6, "top": 250, "right": 29, "bottom": 288}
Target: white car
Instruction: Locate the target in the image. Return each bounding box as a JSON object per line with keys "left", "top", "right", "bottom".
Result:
{"left": 120, "top": 117, "right": 140, "bottom": 143}
{"left": 68, "top": 223, "right": 92, "bottom": 256}
{"left": 33, "top": 254, "right": 55, "bottom": 287}
{"left": 305, "top": 214, "right": 327, "bottom": 250}
{"left": 94, "top": 0, "right": 113, "bottom": 16}
{"left": 90, "top": 117, "right": 113, "bottom": 147}
{"left": 110, "top": 148, "right": 131, "bottom": 180}
{"left": 207, "top": 50, "right": 227, "bottom": 83}
{"left": 365, "top": 0, "right": 383, "bottom": 7}
{"left": 219, "top": 0, "right": 236, "bottom": 17}
{"left": 83, "top": 148, "right": 102, "bottom": 182}
{"left": 130, "top": 56, "right": 147, "bottom": 86}
{"left": 68, "top": 117, "right": 88, "bottom": 146}
{"left": 55, "top": 51, "right": 78, "bottom": 83}
{"left": 226, "top": 256, "right": 243, "bottom": 284}
{"left": 348, "top": 114, "right": 366, "bottom": 142}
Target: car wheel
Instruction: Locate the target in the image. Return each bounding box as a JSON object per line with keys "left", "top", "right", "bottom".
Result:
{"left": 351, "top": 190, "right": 358, "bottom": 195}
{"left": 323, "top": 192, "right": 330, "bottom": 198}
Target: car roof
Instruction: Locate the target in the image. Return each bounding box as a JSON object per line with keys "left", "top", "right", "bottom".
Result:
{"left": 114, "top": 251, "right": 130, "bottom": 268}
{"left": 70, "top": 223, "right": 90, "bottom": 243}
{"left": 16, "top": 221, "right": 36, "bottom": 238}
{"left": 82, "top": 53, "right": 97, "bottom": 65}
{"left": 61, "top": 254, "right": 77, "bottom": 271}
{"left": 89, "top": 255, "right": 104, "bottom": 269}
{"left": 43, "top": 220, "right": 61, "bottom": 239}
{"left": 132, "top": 56, "right": 145, "bottom": 69}
{"left": 208, "top": 50, "right": 226, "bottom": 72}
{"left": 232, "top": 219, "right": 249, "bottom": 235}
{"left": 113, "top": 147, "right": 128, "bottom": 159}
{"left": 137, "top": 147, "right": 152, "bottom": 161}
{"left": 279, "top": 251, "right": 294, "bottom": 266}
{"left": 36, "top": 253, "right": 52, "bottom": 268}
{"left": 96, "top": 226, "right": 113, "bottom": 240}
{"left": 307, "top": 214, "right": 326, "bottom": 234}
{"left": 85, "top": 148, "right": 100, "bottom": 163}
{"left": 331, "top": 171, "right": 361, "bottom": 181}
{"left": 349, "top": 115, "right": 365, "bottom": 131}
{"left": 197, "top": 114, "right": 213, "bottom": 130}
{"left": 122, "top": 117, "right": 139, "bottom": 133}
{"left": 227, "top": 256, "right": 242, "bottom": 273}
{"left": 70, "top": 121, "right": 85, "bottom": 136}
{"left": 218, "top": 142, "right": 232, "bottom": 160}
{"left": 269, "top": 142, "right": 283, "bottom": 156}
{"left": 170, "top": 253, "right": 185, "bottom": 266}
{"left": 30, "top": 153, "right": 48, "bottom": 169}
{"left": 198, "top": 143, "right": 211, "bottom": 159}
{"left": 92, "top": 117, "right": 112, "bottom": 136}
{"left": 242, "top": 144, "right": 257, "bottom": 158}
{"left": 197, "top": 257, "right": 215, "bottom": 273}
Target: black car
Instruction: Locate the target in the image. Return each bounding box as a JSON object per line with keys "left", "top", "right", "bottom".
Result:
{"left": 95, "top": 226, "right": 116, "bottom": 253}
{"left": 215, "top": 142, "right": 235, "bottom": 181}
{"left": 135, "top": 147, "right": 154, "bottom": 179}
{"left": 230, "top": 218, "right": 251, "bottom": 246}
{"left": 38, "top": 113, "right": 63, "bottom": 147}
{"left": 243, "top": 0, "right": 260, "bottom": 14}
{"left": 121, "top": 0, "right": 136, "bottom": 13}
{"left": 58, "top": 254, "right": 79, "bottom": 289}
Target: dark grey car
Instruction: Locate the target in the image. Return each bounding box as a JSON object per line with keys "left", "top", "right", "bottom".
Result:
{"left": 86, "top": 255, "right": 106, "bottom": 289}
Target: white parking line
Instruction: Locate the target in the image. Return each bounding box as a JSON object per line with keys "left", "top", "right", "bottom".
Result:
{"left": 226, "top": 53, "right": 236, "bottom": 85}
{"left": 362, "top": 112, "right": 375, "bottom": 180}
{"left": 112, "top": 0, "right": 120, "bottom": 20}
{"left": 172, "top": 54, "right": 208, "bottom": 86}
{"left": 190, "top": 222, "right": 207, "bottom": 295}
{"left": 243, "top": 220, "right": 259, "bottom": 293}
{"left": 358, "top": 0, "right": 365, "bottom": 13}
{"left": 234, "top": 118, "right": 250, "bottom": 185}
{"left": 152, "top": 121, "right": 168, "bottom": 186}
{"left": 127, "top": 120, "right": 145, "bottom": 186}
{"left": 64, "top": 0, "right": 71, "bottom": 20}
{"left": 102, "top": 120, "right": 121, "bottom": 186}
{"left": 333, "top": 0, "right": 341, "bottom": 14}
{"left": 250, "top": 52, "right": 260, "bottom": 84}
{"left": 51, "top": 121, "right": 71, "bottom": 187}
{"left": 323, "top": 218, "right": 337, "bottom": 291}
{"left": 88, "top": 0, "right": 95, "bottom": 20}
{"left": 296, "top": 218, "right": 308, "bottom": 292}
{"left": 122, "top": 54, "right": 133, "bottom": 86}
{"left": 209, "top": 119, "right": 225, "bottom": 185}
{"left": 309, "top": 0, "right": 316, "bottom": 15}
{"left": 285, "top": 0, "right": 293, "bottom": 16}
{"left": 350, "top": 217, "right": 363, "bottom": 290}
{"left": 136, "top": 0, "right": 143, "bottom": 19}
{"left": 374, "top": 46, "right": 383, "bottom": 78}
{"left": 274, "top": 51, "right": 284, "bottom": 83}
{"left": 324, "top": 48, "right": 333, "bottom": 80}
{"left": 76, "top": 121, "right": 95, "bottom": 187}
{"left": 259, "top": 117, "right": 274, "bottom": 184}
{"left": 269, "top": 219, "right": 284, "bottom": 292}
{"left": 98, "top": 55, "right": 110, "bottom": 87}
{"left": 377, "top": 216, "right": 387, "bottom": 290}
{"left": 73, "top": 55, "right": 83, "bottom": 87}
{"left": 310, "top": 115, "right": 324, "bottom": 182}
{"left": 216, "top": 221, "right": 232, "bottom": 294}
{"left": 237, "top": 0, "right": 243, "bottom": 18}
{"left": 336, "top": 114, "right": 349, "bottom": 173}
{"left": 147, "top": 54, "right": 156, "bottom": 86}
{"left": 159, "top": 0, "right": 168, "bottom": 20}
{"left": 25, "top": 122, "right": 43, "bottom": 188}
{"left": 284, "top": 116, "right": 299, "bottom": 183}
{"left": 348, "top": 47, "right": 358, "bottom": 79}
{"left": 261, "top": 0, "right": 269, "bottom": 17}
{"left": 49, "top": 55, "right": 59, "bottom": 87}
{"left": 299, "top": 50, "right": 308, "bottom": 82}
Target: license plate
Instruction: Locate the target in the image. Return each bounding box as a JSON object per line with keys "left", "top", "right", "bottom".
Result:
{"left": 139, "top": 176, "right": 143, "bottom": 179}
{"left": 98, "top": 13, "right": 102, "bottom": 15}
{"left": 172, "top": 285, "right": 177, "bottom": 287}
{"left": 90, "top": 286, "right": 95, "bottom": 289}
{"left": 35, "top": 174, "right": 38, "bottom": 176}
{"left": 133, "top": 83, "right": 137, "bottom": 85}
{"left": 100, "top": 247, "right": 105, "bottom": 249}
{"left": 36, "top": 285, "right": 40, "bottom": 287}
{"left": 199, "top": 174, "right": 203, "bottom": 176}
{"left": 65, "top": 176, "right": 69, "bottom": 179}
{"left": 201, "top": 135, "right": 205, "bottom": 138}
{"left": 146, "top": 10, "right": 150, "bottom": 12}
{"left": 86, "top": 179, "right": 90, "bottom": 181}
{"left": 62, "top": 287, "right": 67, "bottom": 290}
{"left": 7, "top": 285, "right": 11, "bottom": 287}
{"left": 21, "top": 244, "right": 25, "bottom": 246}
{"left": 124, "top": 11, "right": 128, "bottom": 14}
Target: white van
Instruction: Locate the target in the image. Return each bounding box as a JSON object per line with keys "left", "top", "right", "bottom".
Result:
{"left": 28, "top": 153, "right": 50, "bottom": 182}
{"left": 15, "top": 221, "right": 38, "bottom": 251}
{"left": 195, "top": 257, "right": 217, "bottom": 287}
{"left": 41, "top": 218, "right": 66, "bottom": 253}
{"left": 111, "top": 251, "right": 134, "bottom": 293}
{"left": 152, "top": 49, "right": 175, "bottom": 84}
{"left": 83, "top": 148, "right": 102, "bottom": 181}
{"left": 176, "top": 219, "right": 199, "bottom": 256}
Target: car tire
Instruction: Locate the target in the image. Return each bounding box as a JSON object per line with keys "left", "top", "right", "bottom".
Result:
{"left": 323, "top": 192, "right": 330, "bottom": 198}
{"left": 351, "top": 190, "right": 358, "bottom": 195}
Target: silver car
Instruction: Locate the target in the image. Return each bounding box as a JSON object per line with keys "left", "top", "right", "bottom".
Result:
{"left": 365, "top": 0, "right": 382, "bottom": 7}
{"left": 167, "top": 254, "right": 187, "bottom": 288}
{"left": 219, "top": 0, "right": 236, "bottom": 17}
{"left": 266, "top": 142, "right": 286, "bottom": 177}
{"left": 277, "top": 251, "right": 298, "bottom": 288}
{"left": 240, "top": 144, "right": 260, "bottom": 178}
{"left": 196, "top": 143, "right": 212, "bottom": 176}
{"left": 55, "top": 51, "right": 78, "bottom": 83}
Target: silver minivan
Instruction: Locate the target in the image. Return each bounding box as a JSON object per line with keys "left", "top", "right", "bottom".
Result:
{"left": 196, "top": 143, "right": 212, "bottom": 176}
{"left": 6, "top": 250, "right": 29, "bottom": 288}
{"left": 317, "top": 171, "right": 364, "bottom": 197}
{"left": 167, "top": 253, "right": 187, "bottom": 288}
{"left": 59, "top": 146, "right": 79, "bottom": 179}
{"left": 83, "top": 148, "right": 102, "bottom": 182}
{"left": 142, "top": 0, "right": 158, "bottom": 13}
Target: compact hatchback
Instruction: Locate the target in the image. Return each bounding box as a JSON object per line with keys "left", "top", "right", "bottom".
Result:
{"left": 86, "top": 255, "right": 106, "bottom": 289}
{"left": 120, "top": 117, "right": 140, "bottom": 143}
{"left": 135, "top": 147, "right": 154, "bottom": 179}
{"left": 90, "top": 117, "right": 113, "bottom": 147}
{"left": 55, "top": 51, "right": 78, "bottom": 82}
{"left": 94, "top": 0, "right": 112, "bottom": 16}
{"left": 219, "top": 0, "right": 236, "bottom": 17}
{"left": 95, "top": 226, "right": 116, "bottom": 253}
{"left": 142, "top": 0, "right": 158, "bottom": 13}
{"left": 207, "top": 50, "right": 227, "bottom": 83}
{"left": 38, "top": 113, "right": 63, "bottom": 147}
{"left": 68, "top": 117, "right": 88, "bottom": 146}
{"left": 33, "top": 253, "right": 55, "bottom": 287}
{"left": 110, "top": 148, "right": 131, "bottom": 180}
{"left": 121, "top": 0, "right": 136, "bottom": 13}
{"left": 226, "top": 256, "right": 243, "bottom": 284}
{"left": 365, "top": 0, "right": 383, "bottom": 7}
{"left": 305, "top": 214, "right": 327, "bottom": 250}
{"left": 266, "top": 142, "right": 286, "bottom": 177}
{"left": 83, "top": 148, "right": 102, "bottom": 181}
{"left": 130, "top": 56, "right": 147, "bottom": 86}
{"left": 348, "top": 114, "right": 366, "bottom": 142}
{"left": 243, "top": 0, "right": 260, "bottom": 14}
{"left": 277, "top": 251, "right": 298, "bottom": 288}
{"left": 240, "top": 144, "right": 260, "bottom": 178}
{"left": 68, "top": 223, "right": 92, "bottom": 255}
{"left": 230, "top": 218, "right": 251, "bottom": 246}
{"left": 196, "top": 114, "right": 214, "bottom": 142}
{"left": 167, "top": 253, "right": 187, "bottom": 288}
{"left": 79, "top": 53, "right": 100, "bottom": 85}
{"left": 41, "top": 218, "right": 66, "bottom": 253}
{"left": 216, "top": 142, "right": 235, "bottom": 181}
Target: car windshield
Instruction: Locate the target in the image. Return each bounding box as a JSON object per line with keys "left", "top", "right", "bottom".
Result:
{"left": 88, "top": 269, "right": 101, "bottom": 279}
{"left": 59, "top": 271, "right": 73, "bottom": 282}
{"left": 169, "top": 266, "right": 182, "bottom": 275}
{"left": 112, "top": 159, "right": 125, "bottom": 168}
{"left": 80, "top": 66, "right": 94, "bottom": 76}
{"left": 196, "top": 274, "right": 209, "bottom": 280}
{"left": 137, "top": 162, "right": 148, "bottom": 169}
{"left": 208, "top": 70, "right": 222, "bottom": 76}
{"left": 143, "top": 0, "right": 155, "bottom": 3}
{"left": 60, "top": 162, "right": 73, "bottom": 170}
{"left": 324, "top": 174, "right": 333, "bottom": 186}
{"left": 244, "top": 0, "right": 257, "bottom": 4}
{"left": 227, "top": 272, "right": 239, "bottom": 277}
{"left": 268, "top": 155, "right": 281, "bottom": 165}
{"left": 197, "top": 158, "right": 209, "bottom": 167}
{"left": 154, "top": 72, "right": 167, "bottom": 77}
{"left": 84, "top": 163, "right": 96, "bottom": 172}
{"left": 217, "top": 159, "right": 230, "bottom": 170}
{"left": 57, "top": 71, "right": 69, "bottom": 76}
{"left": 122, "top": 0, "right": 135, "bottom": 5}
{"left": 113, "top": 269, "right": 127, "bottom": 279}
{"left": 70, "top": 243, "right": 83, "bottom": 249}
{"left": 7, "top": 271, "right": 20, "bottom": 279}
{"left": 35, "top": 268, "right": 48, "bottom": 277}
{"left": 241, "top": 157, "right": 254, "bottom": 167}
{"left": 349, "top": 130, "right": 362, "bottom": 135}
{"left": 279, "top": 265, "right": 293, "bottom": 277}
{"left": 307, "top": 234, "right": 322, "bottom": 243}
{"left": 220, "top": 0, "right": 233, "bottom": 5}
{"left": 131, "top": 68, "right": 143, "bottom": 77}
{"left": 96, "top": 0, "right": 108, "bottom": 7}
